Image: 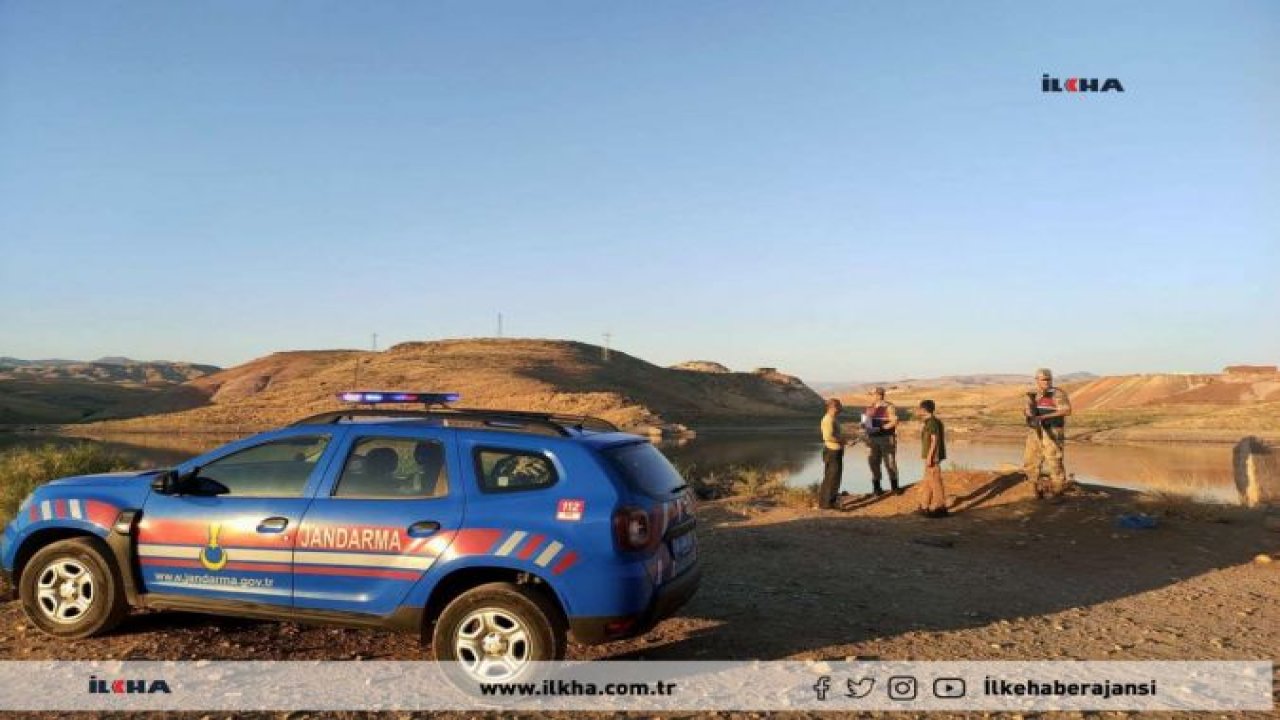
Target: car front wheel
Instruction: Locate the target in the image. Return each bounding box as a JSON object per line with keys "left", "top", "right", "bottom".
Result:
{"left": 19, "top": 538, "right": 128, "bottom": 639}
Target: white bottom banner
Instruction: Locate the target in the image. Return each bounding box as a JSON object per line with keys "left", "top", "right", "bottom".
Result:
{"left": 0, "top": 660, "right": 1271, "bottom": 711}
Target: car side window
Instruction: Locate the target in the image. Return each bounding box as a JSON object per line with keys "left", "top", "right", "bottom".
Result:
{"left": 334, "top": 436, "right": 450, "bottom": 499}
{"left": 198, "top": 435, "right": 329, "bottom": 497}
{"left": 475, "top": 448, "right": 557, "bottom": 492}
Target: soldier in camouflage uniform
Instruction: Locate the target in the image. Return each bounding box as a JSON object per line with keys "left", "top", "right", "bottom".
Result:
{"left": 1023, "top": 368, "right": 1073, "bottom": 499}
{"left": 863, "top": 387, "right": 900, "bottom": 495}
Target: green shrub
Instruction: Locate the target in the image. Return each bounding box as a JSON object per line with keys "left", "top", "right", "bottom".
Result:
{"left": 778, "top": 482, "right": 819, "bottom": 508}
{"left": 685, "top": 463, "right": 811, "bottom": 504}
{"left": 0, "top": 444, "right": 137, "bottom": 524}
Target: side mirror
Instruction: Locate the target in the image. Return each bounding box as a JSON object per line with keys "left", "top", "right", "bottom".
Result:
{"left": 151, "top": 470, "right": 178, "bottom": 495}
{"left": 151, "top": 468, "right": 219, "bottom": 496}
{"left": 191, "top": 476, "right": 231, "bottom": 497}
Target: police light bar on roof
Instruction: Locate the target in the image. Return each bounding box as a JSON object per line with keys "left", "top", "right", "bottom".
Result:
{"left": 337, "top": 391, "right": 461, "bottom": 405}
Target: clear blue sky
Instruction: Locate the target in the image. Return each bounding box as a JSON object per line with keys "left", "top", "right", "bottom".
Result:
{"left": 2, "top": 1, "right": 1276, "bottom": 382}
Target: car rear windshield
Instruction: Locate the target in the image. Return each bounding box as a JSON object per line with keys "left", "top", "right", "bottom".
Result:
{"left": 606, "top": 442, "right": 686, "bottom": 499}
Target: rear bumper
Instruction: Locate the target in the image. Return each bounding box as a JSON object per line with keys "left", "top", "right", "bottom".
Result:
{"left": 569, "top": 564, "right": 701, "bottom": 645}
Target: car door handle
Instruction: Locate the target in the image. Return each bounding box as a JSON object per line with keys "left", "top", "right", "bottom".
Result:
{"left": 408, "top": 521, "right": 441, "bottom": 537}
{"left": 257, "top": 517, "right": 289, "bottom": 533}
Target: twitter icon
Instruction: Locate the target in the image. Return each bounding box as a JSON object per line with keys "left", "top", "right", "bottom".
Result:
{"left": 846, "top": 678, "right": 875, "bottom": 699}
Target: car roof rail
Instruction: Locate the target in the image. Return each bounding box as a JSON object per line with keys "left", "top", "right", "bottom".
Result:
{"left": 290, "top": 407, "right": 620, "bottom": 436}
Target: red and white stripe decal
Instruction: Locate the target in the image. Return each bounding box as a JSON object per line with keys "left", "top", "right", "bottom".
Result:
{"left": 534, "top": 541, "right": 563, "bottom": 568}
{"left": 516, "top": 534, "right": 545, "bottom": 560}
{"left": 137, "top": 557, "right": 419, "bottom": 581}
{"left": 449, "top": 528, "right": 504, "bottom": 556}
{"left": 136, "top": 527, "right": 500, "bottom": 581}
{"left": 489, "top": 529, "right": 579, "bottom": 575}
{"left": 140, "top": 558, "right": 293, "bottom": 574}
{"left": 139, "top": 518, "right": 292, "bottom": 549}
{"left": 551, "top": 551, "right": 579, "bottom": 575}
{"left": 84, "top": 500, "right": 118, "bottom": 528}
{"left": 27, "top": 498, "right": 117, "bottom": 529}
{"left": 494, "top": 530, "right": 528, "bottom": 557}
{"left": 135, "top": 524, "right": 580, "bottom": 580}
{"left": 293, "top": 565, "right": 420, "bottom": 581}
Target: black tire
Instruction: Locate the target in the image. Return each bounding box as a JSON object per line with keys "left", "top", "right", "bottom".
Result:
{"left": 19, "top": 538, "right": 128, "bottom": 639}
{"left": 432, "top": 581, "right": 566, "bottom": 683}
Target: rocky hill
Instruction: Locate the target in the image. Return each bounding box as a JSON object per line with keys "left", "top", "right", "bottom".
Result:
{"left": 671, "top": 361, "right": 731, "bottom": 374}
{"left": 89, "top": 339, "right": 824, "bottom": 432}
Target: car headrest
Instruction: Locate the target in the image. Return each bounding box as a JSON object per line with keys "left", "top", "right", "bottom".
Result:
{"left": 364, "top": 447, "right": 399, "bottom": 476}
{"left": 414, "top": 442, "right": 443, "bottom": 468}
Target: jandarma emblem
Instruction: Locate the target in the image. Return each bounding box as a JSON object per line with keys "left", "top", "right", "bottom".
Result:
{"left": 200, "top": 522, "right": 228, "bottom": 571}
{"left": 1042, "top": 74, "right": 1125, "bottom": 93}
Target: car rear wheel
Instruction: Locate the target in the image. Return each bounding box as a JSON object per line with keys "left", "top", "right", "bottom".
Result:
{"left": 432, "top": 582, "right": 566, "bottom": 682}
{"left": 19, "top": 538, "right": 128, "bottom": 639}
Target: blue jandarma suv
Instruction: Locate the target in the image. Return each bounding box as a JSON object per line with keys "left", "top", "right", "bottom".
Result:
{"left": 1, "top": 392, "right": 700, "bottom": 679}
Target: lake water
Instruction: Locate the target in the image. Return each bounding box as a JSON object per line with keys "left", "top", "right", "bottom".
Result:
{"left": 0, "top": 429, "right": 1242, "bottom": 504}
{"left": 657, "top": 431, "right": 1241, "bottom": 504}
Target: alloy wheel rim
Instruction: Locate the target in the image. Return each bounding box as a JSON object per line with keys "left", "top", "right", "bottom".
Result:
{"left": 454, "top": 607, "right": 531, "bottom": 680}
{"left": 35, "top": 558, "right": 95, "bottom": 624}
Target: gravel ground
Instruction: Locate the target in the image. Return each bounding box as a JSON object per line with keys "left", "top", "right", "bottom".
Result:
{"left": 2, "top": 472, "right": 1277, "bottom": 719}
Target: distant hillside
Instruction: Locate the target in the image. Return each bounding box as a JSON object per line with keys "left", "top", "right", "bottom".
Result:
{"left": 827, "top": 372, "right": 1097, "bottom": 396}
{"left": 0, "top": 357, "right": 79, "bottom": 368}
{"left": 671, "top": 361, "right": 731, "bottom": 374}
{"left": 1069, "top": 373, "right": 1280, "bottom": 409}
{"left": 0, "top": 360, "right": 219, "bottom": 385}
{"left": 90, "top": 339, "right": 824, "bottom": 432}
{"left": 0, "top": 359, "right": 220, "bottom": 425}
{"left": 834, "top": 367, "right": 1280, "bottom": 443}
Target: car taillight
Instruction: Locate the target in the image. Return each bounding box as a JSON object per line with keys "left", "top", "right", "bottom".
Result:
{"left": 612, "top": 507, "right": 656, "bottom": 551}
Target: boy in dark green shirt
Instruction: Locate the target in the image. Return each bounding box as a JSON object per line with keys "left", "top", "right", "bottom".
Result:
{"left": 918, "top": 399, "right": 948, "bottom": 518}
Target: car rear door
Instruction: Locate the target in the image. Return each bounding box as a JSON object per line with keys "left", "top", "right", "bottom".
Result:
{"left": 292, "top": 426, "right": 466, "bottom": 615}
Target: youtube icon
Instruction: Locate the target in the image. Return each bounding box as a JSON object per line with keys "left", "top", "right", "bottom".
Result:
{"left": 933, "top": 678, "right": 967, "bottom": 699}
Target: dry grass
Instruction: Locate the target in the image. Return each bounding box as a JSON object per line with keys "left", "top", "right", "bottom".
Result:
{"left": 0, "top": 379, "right": 207, "bottom": 425}
{"left": 689, "top": 464, "right": 816, "bottom": 508}
{"left": 1133, "top": 490, "right": 1252, "bottom": 523}
{"left": 0, "top": 444, "right": 138, "bottom": 524}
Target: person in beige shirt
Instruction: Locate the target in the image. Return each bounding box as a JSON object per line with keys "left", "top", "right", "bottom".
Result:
{"left": 818, "top": 398, "right": 850, "bottom": 509}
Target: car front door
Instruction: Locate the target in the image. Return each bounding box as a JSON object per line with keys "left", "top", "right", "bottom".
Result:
{"left": 137, "top": 430, "right": 341, "bottom": 607}
{"left": 292, "top": 427, "right": 466, "bottom": 615}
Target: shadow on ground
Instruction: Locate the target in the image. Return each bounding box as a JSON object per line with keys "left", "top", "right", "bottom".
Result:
{"left": 603, "top": 479, "right": 1273, "bottom": 660}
